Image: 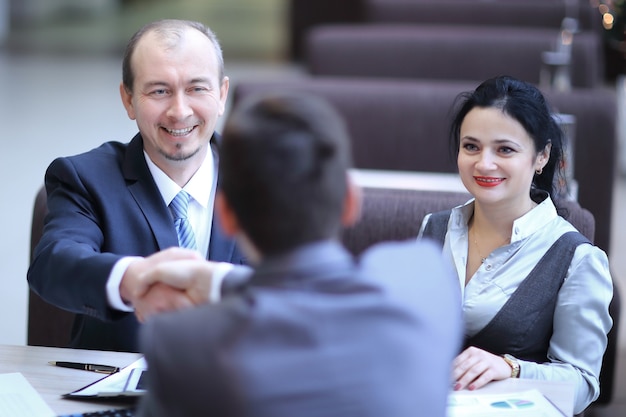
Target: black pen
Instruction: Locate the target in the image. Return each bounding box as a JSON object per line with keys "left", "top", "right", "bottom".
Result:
{"left": 48, "top": 361, "right": 120, "bottom": 374}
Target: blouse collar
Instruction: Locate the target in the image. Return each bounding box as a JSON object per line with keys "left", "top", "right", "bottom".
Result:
{"left": 449, "top": 190, "right": 558, "bottom": 243}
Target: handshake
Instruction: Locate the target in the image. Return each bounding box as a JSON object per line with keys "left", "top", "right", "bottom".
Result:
{"left": 119, "top": 247, "right": 234, "bottom": 323}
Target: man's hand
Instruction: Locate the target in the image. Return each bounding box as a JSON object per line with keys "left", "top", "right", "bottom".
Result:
{"left": 120, "top": 247, "right": 224, "bottom": 322}
{"left": 120, "top": 248, "right": 203, "bottom": 322}
{"left": 134, "top": 258, "right": 220, "bottom": 322}
{"left": 137, "top": 258, "right": 217, "bottom": 305}
{"left": 133, "top": 282, "right": 195, "bottom": 323}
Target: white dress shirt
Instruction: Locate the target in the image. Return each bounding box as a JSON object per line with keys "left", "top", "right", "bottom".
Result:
{"left": 106, "top": 148, "right": 216, "bottom": 311}
{"left": 418, "top": 192, "right": 613, "bottom": 414}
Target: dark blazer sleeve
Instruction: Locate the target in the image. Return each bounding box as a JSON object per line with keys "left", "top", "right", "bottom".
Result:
{"left": 27, "top": 139, "right": 178, "bottom": 321}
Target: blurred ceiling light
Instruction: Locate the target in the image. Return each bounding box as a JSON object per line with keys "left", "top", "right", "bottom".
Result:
{"left": 603, "top": 12, "right": 615, "bottom": 30}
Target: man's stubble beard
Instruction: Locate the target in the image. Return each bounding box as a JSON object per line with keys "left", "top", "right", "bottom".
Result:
{"left": 160, "top": 142, "right": 202, "bottom": 162}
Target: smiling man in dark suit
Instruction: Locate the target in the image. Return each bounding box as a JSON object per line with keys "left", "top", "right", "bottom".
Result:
{"left": 27, "top": 19, "right": 245, "bottom": 352}
{"left": 135, "top": 92, "right": 463, "bottom": 417}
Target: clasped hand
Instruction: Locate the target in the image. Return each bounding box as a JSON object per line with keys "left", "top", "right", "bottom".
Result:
{"left": 452, "top": 346, "right": 513, "bottom": 391}
{"left": 120, "top": 247, "right": 218, "bottom": 323}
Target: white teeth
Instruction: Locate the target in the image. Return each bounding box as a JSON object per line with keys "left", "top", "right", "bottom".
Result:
{"left": 166, "top": 127, "right": 193, "bottom": 136}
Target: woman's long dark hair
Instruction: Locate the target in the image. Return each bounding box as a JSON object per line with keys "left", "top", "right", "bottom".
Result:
{"left": 449, "top": 76, "right": 566, "bottom": 197}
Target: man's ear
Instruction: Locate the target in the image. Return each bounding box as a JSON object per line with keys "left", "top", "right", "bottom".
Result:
{"left": 215, "top": 191, "right": 240, "bottom": 237}
{"left": 119, "top": 82, "right": 136, "bottom": 120}
{"left": 217, "top": 76, "right": 230, "bottom": 117}
{"left": 341, "top": 176, "right": 362, "bottom": 228}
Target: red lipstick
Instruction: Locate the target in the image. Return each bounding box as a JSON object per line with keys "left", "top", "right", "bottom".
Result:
{"left": 474, "top": 176, "right": 504, "bottom": 187}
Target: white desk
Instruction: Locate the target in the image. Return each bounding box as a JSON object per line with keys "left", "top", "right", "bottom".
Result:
{"left": 0, "top": 344, "right": 142, "bottom": 415}
{"left": 0, "top": 344, "right": 575, "bottom": 416}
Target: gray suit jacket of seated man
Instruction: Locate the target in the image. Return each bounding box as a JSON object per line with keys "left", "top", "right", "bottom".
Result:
{"left": 136, "top": 238, "right": 462, "bottom": 417}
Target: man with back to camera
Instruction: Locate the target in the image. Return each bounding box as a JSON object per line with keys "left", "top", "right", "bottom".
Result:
{"left": 134, "top": 92, "right": 463, "bottom": 417}
{"left": 27, "top": 19, "right": 245, "bottom": 352}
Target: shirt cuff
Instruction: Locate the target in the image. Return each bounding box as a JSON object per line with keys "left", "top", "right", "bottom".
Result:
{"left": 106, "top": 256, "right": 143, "bottom": 312}
{"left": 210, "top": 262, "right": 235, "bottom": 303}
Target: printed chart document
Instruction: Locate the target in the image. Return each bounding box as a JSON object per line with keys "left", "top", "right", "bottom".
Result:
{"left": 448, "top": 389, "right": 567, "bottom": 417}
{"left": 0, "top": 372, "right": 55, "bottom": 417}
{"left": 64, "top": 357, "right": 147, "bottom": 398}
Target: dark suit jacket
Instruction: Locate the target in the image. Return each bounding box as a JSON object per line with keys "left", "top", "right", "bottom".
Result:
{"left": 27, "top": 133, "right": 245, "bottom": 352}
{"left": 137, "top": 240, "right": 462, "bottom": 417}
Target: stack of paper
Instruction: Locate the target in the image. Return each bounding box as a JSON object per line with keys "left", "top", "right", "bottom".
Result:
{"left": 0, "top": 373, "right": 55, "bottom": 417}
{"left": 448, "top": 389, "right": 567, "bottom": 417}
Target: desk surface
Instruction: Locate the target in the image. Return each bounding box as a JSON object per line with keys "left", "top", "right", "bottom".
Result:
{"left": 0, "top": 344, "right": 575, "bottom": 416}
{"left": 0, "top": 344, "right": 142, "bottom": 415}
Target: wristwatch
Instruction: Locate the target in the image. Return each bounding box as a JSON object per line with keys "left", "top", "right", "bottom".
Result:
{"left": 502, "top": 354, "right": 520, "bottom": 378}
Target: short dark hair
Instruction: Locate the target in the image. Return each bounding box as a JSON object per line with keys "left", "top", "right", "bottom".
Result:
{"left": 219, "top": 93, "right": 353, "bottom": 255}
{"left": 121, "top": 19, "right": 225, "bottom": 93}
{"left": 449, "top": 75, "right": 565, "bottom": 197}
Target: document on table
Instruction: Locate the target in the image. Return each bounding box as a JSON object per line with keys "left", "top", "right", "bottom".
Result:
{"left": 448, "top": 388, "right": 568, "bottom": 417}
{"left": 0, "top": 372, "right": 55, "bottom": 417}
{"left": 64, "top": 356, "right": 147, "bottom": 398}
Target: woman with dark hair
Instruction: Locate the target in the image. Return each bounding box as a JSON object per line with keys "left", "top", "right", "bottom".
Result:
{"left": 419, "top": 75, "right": 612, "bottom": 415}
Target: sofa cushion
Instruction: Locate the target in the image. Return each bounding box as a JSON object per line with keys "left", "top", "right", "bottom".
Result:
{"left": 341, "top": 187, "right": 595, "bottom": 255}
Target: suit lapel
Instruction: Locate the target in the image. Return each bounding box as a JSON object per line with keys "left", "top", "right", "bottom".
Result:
{"left": 123, "top": 134, "right": 179, "bottom": 250}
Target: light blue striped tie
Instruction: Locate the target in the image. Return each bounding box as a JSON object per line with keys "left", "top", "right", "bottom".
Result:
{"left": 169, "top": 190, "right": 197, "bottom": 250}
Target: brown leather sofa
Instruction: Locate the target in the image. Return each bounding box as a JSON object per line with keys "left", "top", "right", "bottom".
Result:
{"left": 289, "top": 0, "right": 602, "bottom": 61}
{"left": 343, "top": 188, "right": 595, "bottom": 255}
{"left": 28, "top": 185, "right": 74, "bottom": 348}
{"left": 363, "top": 0, "right": 600, "bottom": 30}
{"left": 304, "top": 24, "right": 604, "bottom": 89}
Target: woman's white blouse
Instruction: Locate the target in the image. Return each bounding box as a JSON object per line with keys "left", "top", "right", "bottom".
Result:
{"left": 418, "top": 194, "right": 613, "bottom": 414}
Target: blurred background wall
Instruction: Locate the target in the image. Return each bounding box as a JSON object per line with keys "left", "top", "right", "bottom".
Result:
{"left": 4, "top": 0, "right": 288, "bottom": 60}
